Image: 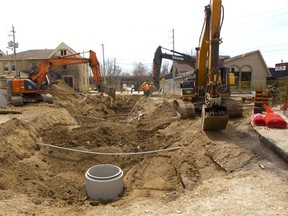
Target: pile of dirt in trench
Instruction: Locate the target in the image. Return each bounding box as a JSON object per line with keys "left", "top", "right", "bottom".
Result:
{"left": 0, "top": 80, "right": 256, "bottom": 208}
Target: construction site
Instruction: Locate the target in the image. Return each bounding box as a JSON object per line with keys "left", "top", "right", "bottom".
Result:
{"left": 0, "top": 0, "right": 288, "bottom": 215}
{"left": 0, "top": 79, "right": 287, "bottom": 215}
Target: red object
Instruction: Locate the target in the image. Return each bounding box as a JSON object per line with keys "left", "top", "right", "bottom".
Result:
{"left": 264, "top": 113, "right": 287, "bottom": 128}
{"left": 253, "top": 114, "right": 266, "bottom": 126}
{"left": 264, "top": 104, "right": 274, "bottom": 113}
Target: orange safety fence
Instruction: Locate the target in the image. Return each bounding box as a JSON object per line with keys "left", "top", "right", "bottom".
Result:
{"left": 264, "top": 113, "right": 287, "bottom": 129}
{"left": 264, "top": 104, "right": 274, "bottom": 113}
{"left": 252, "top": 114, "right": 266, "bottom": 126}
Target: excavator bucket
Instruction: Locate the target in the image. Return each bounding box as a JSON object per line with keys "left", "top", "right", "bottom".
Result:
{"left": 101, "top": 86, "right": 116, "bottom": 100}
{"left": 201, "top": 104, "right": 229, "bottom": 130}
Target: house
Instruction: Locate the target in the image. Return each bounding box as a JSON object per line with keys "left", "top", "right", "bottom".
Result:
{"left": 159, "top": 50, "right": 271, "bottom": 94}
{"left": 0, "top": 42, "right": 90, "bottom": 93}
{"left": 224, "top": 50, "right": 271, "bottom": 91}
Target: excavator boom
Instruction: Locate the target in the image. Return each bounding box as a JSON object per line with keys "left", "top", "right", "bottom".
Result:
{"left": 152, "top": 46, "right": 195, "bottom": 90}
{"left": 197, "top": 0, "right": 230, "bottom": 130}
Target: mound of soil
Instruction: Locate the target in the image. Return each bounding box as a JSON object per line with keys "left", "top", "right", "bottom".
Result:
{"left": 0, "top": 80, "right": 288, "bottom": 215}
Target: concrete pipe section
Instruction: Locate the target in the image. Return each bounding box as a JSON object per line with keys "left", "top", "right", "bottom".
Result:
{"left": 85, "top": 164, "right": 124, "bottom": 202}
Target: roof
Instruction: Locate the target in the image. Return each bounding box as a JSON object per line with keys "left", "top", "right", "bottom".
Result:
{"left": 224, "top": 50, "right": 268, "bottom": 67}
{"left": 49, "top": 42, "right": 77, "bottom": 57}
{"left": 163, "top": 60, "right": 195, "bottom": 80}
{"left": 224, "top": 50, "right": 271, "bottom": 76}
{"left": 0, "top": 49, "right": 54, "bottom": 60}
{"left": 173, "top": 60, "right": 195, "bottom": 73}
{"left": 0, "top": 42, "right": 79, "bottom": 61}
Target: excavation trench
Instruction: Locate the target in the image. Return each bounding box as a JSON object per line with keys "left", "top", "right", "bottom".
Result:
{"left": 0, "top": 80, "right": 256, "bottom": 207}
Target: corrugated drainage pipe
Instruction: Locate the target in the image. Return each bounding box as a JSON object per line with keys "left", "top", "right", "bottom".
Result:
{"left": 85, "top": 164, "right": 123, "bottom": 202}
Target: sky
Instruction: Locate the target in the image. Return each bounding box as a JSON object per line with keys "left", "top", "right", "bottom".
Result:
{"left": 1, "top": 0, "right": 288, "bottom": 72}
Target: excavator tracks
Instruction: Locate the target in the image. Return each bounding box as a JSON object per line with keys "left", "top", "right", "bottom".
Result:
{"left": 40, "top": 93, "right": 53, "bottom": 104}
{"left": 10, "top": 93, "right": 53, "bottom": 106}
{"left": 173, "top": 100, "right": 196, "bottom": 119}
{"left": 223, "top": 97, "right": 243, "bottom": 118}
{"left": 173, "top": 97, "right": 243, "bottom": 131}
{"left": 11, "top": 96, "right": 24, "bottom": 106}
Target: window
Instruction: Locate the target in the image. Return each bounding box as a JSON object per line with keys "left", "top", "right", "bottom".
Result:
{"left": 275, "top": 65, "right": 287, "bottom": 71}
{"left": 4, "top": 63, "right": 9, "bottom": 72}
{"left": 0, "top": 79, "right": 6, "bottom": 87}
{"left": 60, "top": 50, "right": 67, "bottom": 56}
{"left": 241, "top": 72, "right": 251, "bottom": 81}
{"left": 12, "top": 63, "right": 16, "bottom": 71}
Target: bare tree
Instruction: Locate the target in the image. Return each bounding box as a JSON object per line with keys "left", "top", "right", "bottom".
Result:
{"left": 161, "top": 60, "right": 170, "bottom": 77}
{"left": 132, "top": 62, "right": 150, "bottom": 76}
{"left": 121, "top": 71, "right": 131, "bottom": 76}
{"left": 101, "top": 58, "right": 122, "bottom": 76}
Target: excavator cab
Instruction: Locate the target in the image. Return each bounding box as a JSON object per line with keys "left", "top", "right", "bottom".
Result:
{"left": 180, "top": 76, "right": 197, "bottom": 99}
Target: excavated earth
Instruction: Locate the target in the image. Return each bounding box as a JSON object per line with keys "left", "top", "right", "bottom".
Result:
{"left": 0, "top": 80, "right": 288, "bottom": 216}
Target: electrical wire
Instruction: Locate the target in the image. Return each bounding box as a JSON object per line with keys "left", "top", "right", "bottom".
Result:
{"left": 37, "top": 143, "right": 182, "bottom": 156}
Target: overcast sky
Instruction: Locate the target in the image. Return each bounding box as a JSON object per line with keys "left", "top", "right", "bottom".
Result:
{"left": 1, "top": 0, "right": 288, "bottom": 72}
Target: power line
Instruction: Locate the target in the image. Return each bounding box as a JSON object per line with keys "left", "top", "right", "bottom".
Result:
{"left": 221, "top": 6, "right": 288, "bottom": 60}
{"left": 227, "top": 6, "right": 288, "bottom": 21}
{"left": 117, "top": 62, "right": 152, "bottom": 66}
{"left": 227, "top": 42, "right": 288, "bottom": 54}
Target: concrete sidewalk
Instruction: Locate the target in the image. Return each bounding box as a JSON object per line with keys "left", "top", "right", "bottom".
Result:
{"left": 251, "top": 106, "right": 288, "bottom": 163}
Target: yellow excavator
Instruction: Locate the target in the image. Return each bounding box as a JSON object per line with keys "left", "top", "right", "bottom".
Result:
{"left": 152, "top": 0, "right": 243, "bottom": 130}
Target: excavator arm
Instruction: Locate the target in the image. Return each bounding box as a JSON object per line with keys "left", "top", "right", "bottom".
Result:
{"left": 197, "top": 0, "right": 223, "bottom": 93}
{"left": 29, "top": 50, "right": 115, "bottom": 99}
{"left": 88, "top": 50, "right": 102, "bottom": 89}
{"left": 29, "top": 50, "right": 103, "bottom": 91}
{"left": 152, "top": 46, "right": 195, "bottom": 90}
{"left": 197, "top": 0, "right": 230, "bottom": 130}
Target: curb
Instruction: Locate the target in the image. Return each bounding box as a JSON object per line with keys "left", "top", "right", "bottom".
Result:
{"left": 258, "top": 134, "right": 288, "bottom": 164}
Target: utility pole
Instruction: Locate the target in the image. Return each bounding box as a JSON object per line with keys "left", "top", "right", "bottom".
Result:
{"left": 171, "top": 28, "right": 176, "bottom": 93}
{"left": 172, "top": 28, "right": 175, "bottom": 51}
{"left": 113, "top": 58, "right": 116, "bottom": 75}
{"left": 101, "top": 44, "right": 106, "bottom": 84}
{"left": 8, "top": 25, "right": 19, "bottom": 78}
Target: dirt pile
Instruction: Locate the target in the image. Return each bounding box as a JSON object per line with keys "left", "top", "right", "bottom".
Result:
{"left": 0, "top": 81, "right": 287, "bottom": 215}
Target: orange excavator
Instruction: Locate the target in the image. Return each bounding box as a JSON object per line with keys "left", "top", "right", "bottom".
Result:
{"left": 7, "top": 50, "right": 115, "bottom": 106}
